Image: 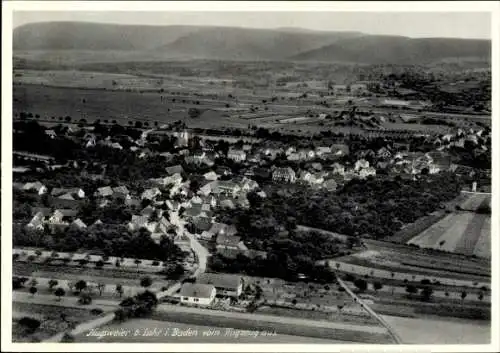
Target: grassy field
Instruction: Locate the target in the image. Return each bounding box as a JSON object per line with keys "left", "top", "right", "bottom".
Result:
{"left": 74, "top": 318, "right": 352, "bottom": 343}
{"left": 12, "top": 302, "right": 99, "bottom": 342}
{"left": 407, "top": 212, "right": 490, "bottom": 257}
{"left": 380, "top": 315, "right": 490, "bottom": 344}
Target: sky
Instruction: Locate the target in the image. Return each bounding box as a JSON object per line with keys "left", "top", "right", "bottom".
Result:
{"left": 12, "top": 11, "right": 492, "bottom": 39}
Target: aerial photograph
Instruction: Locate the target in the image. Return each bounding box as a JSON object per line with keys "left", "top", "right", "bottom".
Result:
{"left": 6, "top": 5, "right": 494, "bottom": 348}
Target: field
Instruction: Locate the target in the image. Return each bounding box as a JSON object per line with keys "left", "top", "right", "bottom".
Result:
{"left": 332, "top": 239, "right": 490, "bottom": 286}
{"left": 406, "top": 195, "right": 491, "bottom": 258}
{"left": 241, "top": 275, "right": 379, "bottom": 327}
{"left": 380, "top": 315, "right": 490, "bottom": 344}
{"left": 12, "top": 302, "right": 100, "bottom": 342}
{"left": 74, "top": 318, "right": 351, "bottom": 343}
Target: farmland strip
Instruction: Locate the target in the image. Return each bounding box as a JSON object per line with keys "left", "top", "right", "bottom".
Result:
{"left": 453, "top": 214, "right": 487, "bottom": 256}
{"left": 407, "top": 214, "right": 456, "bottom": 247}
{"left": 473, "top": 217, "right": 491, "bottom": 259}
{"left": 434, "top": 213, "right": 476, "bottom": 252}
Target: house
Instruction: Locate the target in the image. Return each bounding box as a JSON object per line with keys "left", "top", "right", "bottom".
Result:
{"left": 323, "top": 179, "right": 338, "bottom": 191}
{"left": 331, "top": 144, "right": 350, "bottom": 156}
{"left": 216, "top": 181, "right": 242, "bottom": 197}
{"left": 354, "top": 159, "right": 370, "bottom": 171}
{"left": 49, "top": 209, "right": 78, "bottom": 224}
{"left": 285, "top": 147, "right": 296, "bottom": 156}
{"left": 207, "top": 223, "right": 237, "bottom": 240}
{"left": 23, "top": 182, "right": 48, "bottom": 195}
{"left": 272, "top": 167, "right": 296, "bottom": 183}
{"left": 359, "top": 166, "right": 376, "bottom": 179}
{"left": 70, "top": 218, "right": 87, "bottom": 230}
{"left": 197, "top": 273, "right": 244, "bottom": 298}
{"left": 227, "top": 149, "right": 247, "bottom": 162}
{"left": 26, "top": 212, "right": 45, "bottom": 230}
{"left": 216, "top": 233, "right": 243, "bottom": 250}
{"left": 426, "top": 151, "right": 452, "bottom": 172}
{"left": 166, "top": 165, "right": 184, "bottom": 176}
{"left": 128, "top": 215, "right": 157, "bottom": 233}
{"left": 165, "top": 200, "right": 181, "bottom": 211}
{"left": 203, "top": 171, "right": 218, "bottom": 181}
{"left": 311, "top": 162, "right": 323, "bottom": 171}
{"left": 377, "top": 147, "right": 392, "bottom": 160}
{"left": 239, "top": 178, "right": 259, "bottom": 192}
{"left": 58, "top": 193, "right": 75, "bottom": 200}
{"left": 51, "top": 187, "right": 85, "bottom": 199}
{"left": 192, "top": 216, "right": 212, "bottom": 233}
{"left": 112, "top": 186, "right": 129, "bottom": 196}
{"left": 215, "top": 166, "right": 232, "bottom": 177}
{"left": 141, "top": 188, "right": 161, "bottom": 200}
{"left": 219, "top": 198, "right": 236, "bottom": 209}
{"left": 45, "top": 130, "right": 57, "bottom": 139}
{"left": 178, "top": 283, "right": 216, "bottom": 306}
{"left": 96, "top": 186, "right": 114, "bottom": 198}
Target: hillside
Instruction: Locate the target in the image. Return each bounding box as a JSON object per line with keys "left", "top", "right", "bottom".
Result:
{"left": 290, "top": 35, "right": 491, "bottom": 64}
{"left": 13, "top": 22, "right": 491, "bottom": 64}
{"left": 13, "top": 22, "right": 200, "bottom": 51}
{"left": 155, "top": 27, "right": 360, "bottom": 60}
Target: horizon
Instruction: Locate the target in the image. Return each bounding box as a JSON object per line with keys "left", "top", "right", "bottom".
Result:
{"left": 12, "top": 11, "right": 492, "bottom": 40}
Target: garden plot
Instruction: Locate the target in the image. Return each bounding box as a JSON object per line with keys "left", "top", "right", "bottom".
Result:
{"left": 453, "top": 214, "right": 488, "bottom": 256}
{"left": 407, "top": 213, "right": 456, "bottom": 247}
{"left": 473, "top": 217, "right": 491, "bottom": 259}
{"left": 433, "top": 213, "right": 476, "bottom": 252}
{"left": 407, "top": 212, "right": 477, "bottom": 253}
{"left": 460, "top": 194, "right": 490, "bottom": 212}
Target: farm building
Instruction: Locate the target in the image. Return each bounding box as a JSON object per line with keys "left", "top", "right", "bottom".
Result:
{"left": 178, "top": 283, "right": 216, "bottom": 306}
{"left": 197, "top": 273, "right": 244, "bottom": 298}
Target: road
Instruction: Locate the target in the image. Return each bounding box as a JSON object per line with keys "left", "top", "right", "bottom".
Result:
{"left": 13, "top": 291, "right": 119, "bottom": 310}
{"left": 156, "top": 304, "right": 389, "bottom": 335}
{"left": 327, "top": 260, "right": 490, "bottom": 289}
{"left": 335, "top": 275, "right": 403, "bottom": 344}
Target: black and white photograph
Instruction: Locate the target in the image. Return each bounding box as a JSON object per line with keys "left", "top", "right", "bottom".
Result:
{"left": 1, "top": 1, "right": 498, "bottom": 351}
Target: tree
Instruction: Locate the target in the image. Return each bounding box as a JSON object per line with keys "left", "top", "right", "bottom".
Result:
{"left": 61, "top": 332, "right": 75, "bottom": 343}
{"left": 134, "top": 259, "right": 142, "bottom": 270}
{"left": 35, "top": 250, "right": 42, "bottom": 257}
{"left": 353, "top": 278, "right": 368, "bottom": 292}
{"left": 373, "top": 281, "right": 383, "bottom": 291}
{"left": 97, "top": 283, "right": 106, "bottom": 296}
{"left": 18, "top": 317, "right": 41, "bottom": 333}
{"left": 55, "top": 287, "right": 66, "bottom": 301}
{"left": 48, "top": 279, "right": 59, "bottom": 292}
{"left": 116, "top": 284, "right": 124, "bottom": 298}
{"left": 65, "top": 116, "right": 72, "bottom": 123}
{"left": 420, "top": 286, "right": 433, "bottom": 302}
{"left": 461, "top": 291, "right": 467, "bottom": 303}
{"left": 29, "top": 278, "right": 38, "bottom": 287}
{"left": 95, "top": 260, "right": 104, "bottom": 268}
{"left": 78, "top": 292, "right": 92, "bottom": 305}
{"left": 140, "top": 276, "right": 153, "bottom": 289}
{"left": 75, "top": 280, "right": 87, "bottom": 293}
{"left": 478, "top": 292, "right": 484, "bottom": 301}
{"left": 29, "top": 286, "right": 38, "bottom": 297}
{"left": 405, "top": 284, "right": 418, "bottom": 298}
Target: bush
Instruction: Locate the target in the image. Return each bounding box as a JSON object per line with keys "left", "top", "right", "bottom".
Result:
{"left": 18, "top": 317, "right": 41, "bottom": 333}
{"left": 90, "top": 308, "right": 104, "bottom": 315}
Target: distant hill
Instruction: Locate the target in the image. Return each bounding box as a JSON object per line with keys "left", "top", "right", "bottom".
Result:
{"left": 13, "top": 22, "right": 199, "bottom": 51}
{"left": 155, "top": 27, "right": 360, "bottom": 60}
{"left": 289, "top": 35, "right": 491, "bottom": 64}
{"left": 13, "top": 22, "right": 491, "bottom": 64}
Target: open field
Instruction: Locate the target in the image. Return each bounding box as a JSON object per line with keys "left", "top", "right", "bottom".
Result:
{"left": 459, "top": 193, "right": 491, "bottom": 212}
{"left": 380, "top": 315, "right": 490, "bottom": 344}
{"left": 74, "top": 318, "right": 352, "bottom": 343}
{"left": 330, "top": 240, "right": 490, "bottom": 288}
{"left": 12, "top": 301, "right": 100, "bottom": 342}
{"left": 407, "top": 212, "right": 490, "bottom": 257}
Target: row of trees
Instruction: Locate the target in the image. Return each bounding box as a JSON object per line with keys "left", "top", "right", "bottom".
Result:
{"left": 13, "top": 224, "right": 186, "bottom": 262}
